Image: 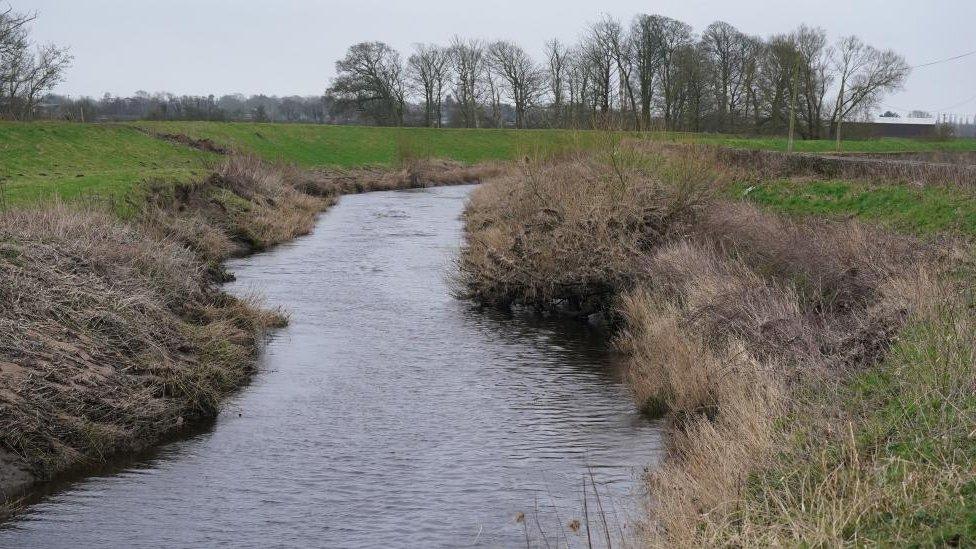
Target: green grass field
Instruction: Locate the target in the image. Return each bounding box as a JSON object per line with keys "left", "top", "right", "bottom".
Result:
{"left": 730, "top": 179, "right": 976, "bottom": 237}
{"left": 3, "top": 120, "right": 976, "bottom": 208}
{"left": 0, "top": 122, "right": 216, "bottom": 207}
{"left": 137, "top": 122, "right": 976, "bottom": 164}
{"left": 132, "top": 121, "right": 610, "bottom": 167}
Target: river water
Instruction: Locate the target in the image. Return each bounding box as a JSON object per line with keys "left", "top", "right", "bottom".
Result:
{"left": 0, "top": 185, "right": 662, "bottom": 548}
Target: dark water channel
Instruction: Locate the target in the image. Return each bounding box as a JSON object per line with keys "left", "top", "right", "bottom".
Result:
{"left": 1, "top": 184, "right": 662, "bottom": 548}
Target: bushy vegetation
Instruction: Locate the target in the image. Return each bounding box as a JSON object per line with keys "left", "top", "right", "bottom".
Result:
{"left": 458, "top": 144, "right": 976, "bottom": 546}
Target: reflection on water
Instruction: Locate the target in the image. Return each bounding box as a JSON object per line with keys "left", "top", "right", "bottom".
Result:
{"left": 0, "top": 185, "right": 662, "bottom": 548}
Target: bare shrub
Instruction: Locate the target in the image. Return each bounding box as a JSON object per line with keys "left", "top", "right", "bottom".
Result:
{"left": 459, "top": 151, "right": 714, "bottom": 314}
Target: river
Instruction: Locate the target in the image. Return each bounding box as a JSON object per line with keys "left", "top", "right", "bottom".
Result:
{"left": 0, "top": 184, "right": 662, "bottom": 548}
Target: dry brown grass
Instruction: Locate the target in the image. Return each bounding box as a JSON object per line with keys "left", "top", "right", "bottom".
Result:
{"left": 301, "top": 159, "right": 504, "bottom": 197}
{"left": 1, "top": 152, "right": 490, "bottom": 501}
{"left": 141, "top": 154, "right": 328, "bottom": 261}
{"left": 0, "top": 204, "right": 283, "bottom": 488}
{"left": 616, "top": 206, "right": 926, "bottom": 545}
{"left": 459, "top": 149, "right": 712, "bottom": 315}
{"left": 458, "top": 146, "right": 965, "bottom": 546}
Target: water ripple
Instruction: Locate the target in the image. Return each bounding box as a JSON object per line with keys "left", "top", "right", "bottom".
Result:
{"left": 1, "top": 185, "right": 663, "bottom": 549}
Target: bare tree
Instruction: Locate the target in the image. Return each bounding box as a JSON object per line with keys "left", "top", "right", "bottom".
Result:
{"left": 758, "top": 33, "right": 801, "bottom": 133}
{"left": 566, "top": 46, "right": 592, "bottom": 128}
{"left": 701, "top": 21, "right": 750, "bottom": 131}
{"left": 594, "top": 16, "right": 639, "bottom": 129}
{"left": 740, "top": 35, "right": 765, "bottom": 128}
{"left": 16, "top": 44, "right": 71, "bottom": 119}
{"left": 449, "top": 37, "right": 485, "bottom": 128}
{"left": 0, "top": 7, "right": 32, "bottom": 57}
{"left": 408, "top": 43, "right": 449, "bottom": 127}
{"left": 631, "top": 15, "right": 664, "bottom": 130}
{"left": 0, "top": 7, "right": 71, "bottom": 120}
{"left": 545, "top": 39, "right": 569, "bottom": 128}
{"left": 830, "top": 35, "right": 909, "bottom": 145}
{"left": 581, "top": 20, "right": 616, "bottom": 119}
{"left": 791, "top": 25, "right": 832, "bottom": 139}
{"left": 321, "top": 13, "right": 912, "bottom": 133}
{"left": 657, "top": 18, "right": 695, "bottom": 130}
{"left": 329, "top": 41, "right": 406, "bottom": 125}
{"left": 673, "top": 42, "right": 708, "bottom": 131}
{"left": 483, "top": 56, "right": 504, "bottom": 128}
{"left": 488, "top": 40, "right": 543, "bottom": 129}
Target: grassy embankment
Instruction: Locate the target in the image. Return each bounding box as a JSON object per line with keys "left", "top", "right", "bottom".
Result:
{"left": 0, "top": 121, "right": 610, "bottom": 208}
{"left": 5, "top": 121, "right": 976, "bottom": 538}
{"left": 0, "top": 121, "right": 505, "bottom": 505}
{"left": 5, "top": 120, "right": 974, "bottom": 206}
{"left": 0, "top": 122, "right": 215, "bottom": 209}
{"left": 459, "top": 141, "right": 976, "bottom": 546}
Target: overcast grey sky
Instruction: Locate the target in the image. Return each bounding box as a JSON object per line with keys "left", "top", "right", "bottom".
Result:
{"left": 18, "top": 0, "right": 976, "bottom": 116}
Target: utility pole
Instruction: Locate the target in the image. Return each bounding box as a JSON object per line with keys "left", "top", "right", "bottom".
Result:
{"left": 834, "top": 77, "right": 846, "bottom": 152}
{"left": 787, "top": 58, "right": 799, "bottom": 153}
{"left": 835, "top": 114, "right": 843, "bottom": 152}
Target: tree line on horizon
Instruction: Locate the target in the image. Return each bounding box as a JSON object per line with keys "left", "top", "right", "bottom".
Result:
{"left": 6, "top": 6, "right": 915, "bottom": 140}
{"left": 328, "top": 14, "right": 911, "bottom": 139}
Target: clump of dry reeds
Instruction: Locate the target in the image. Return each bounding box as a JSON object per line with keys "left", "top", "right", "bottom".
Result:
{"left": 140, "top": 154, "right": 327, "bottom": 262}
{"left": 0, "top": 203, "right": 283, "bottom": 485}
{"left": 618, "top": 200, "right": 926, "bottom": 545}
{"left": 459, "top": 149, "right": 713, "bottom": 316}
{"left": 459, "top": 146, "right": 949, "bottom": 546}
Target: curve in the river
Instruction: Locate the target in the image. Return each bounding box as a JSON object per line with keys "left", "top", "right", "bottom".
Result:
{"left": 0, "top": 184, "right": 662, "bottom": 548}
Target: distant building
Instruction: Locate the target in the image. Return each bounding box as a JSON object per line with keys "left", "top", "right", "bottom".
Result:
{"left": 846, "top": 115, "right": 937, "bottom": 138}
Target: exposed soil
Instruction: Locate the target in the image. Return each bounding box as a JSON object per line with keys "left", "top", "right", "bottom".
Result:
{"left": 149, "top": 132, "right": 232, "bottom": 155}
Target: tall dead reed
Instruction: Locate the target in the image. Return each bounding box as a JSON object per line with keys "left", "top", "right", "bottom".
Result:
{"left": 458, "top": 144, "right": 950, "bottom": 546}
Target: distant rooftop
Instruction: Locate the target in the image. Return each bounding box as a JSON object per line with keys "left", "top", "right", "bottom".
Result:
{"left": 872, "top": 116, "right": 936, "bottom": 125}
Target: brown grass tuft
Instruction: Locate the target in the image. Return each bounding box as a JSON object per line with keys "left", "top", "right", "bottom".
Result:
{"left": 459, "top": 150, "right": 713, "bottom": 315}
{"left": 458, "top": 146, "right": 961, "bottom": 546}
{"left": 0, "top": 204, "right": 282, "bottom": 485}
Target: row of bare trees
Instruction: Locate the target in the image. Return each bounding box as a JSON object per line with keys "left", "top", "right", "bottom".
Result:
{"left": 0, "top": 7, "right": 71, "bottom": 120}
{"left": 327, "top": 14, "right": 910, "bottom": 137}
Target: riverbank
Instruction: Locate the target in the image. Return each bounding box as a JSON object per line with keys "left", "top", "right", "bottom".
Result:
{"left": 5, "top": 121, "right": 976, "bottom": 207}
{"left": 459, "top": 143, "right": 976, "bottom": 545}
{"left": 0, "top": 154, "right": 501, "bottom": 506}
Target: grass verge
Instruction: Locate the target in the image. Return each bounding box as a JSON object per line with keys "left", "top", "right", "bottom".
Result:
{"left": 0, "top": 122, "right": 216, "bottom": 208}
{"left": 730, "top": 178, "right": 976, "bottom": 236}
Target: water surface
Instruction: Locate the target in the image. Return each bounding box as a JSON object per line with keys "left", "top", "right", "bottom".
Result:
{"left": 1, "top": 185, "right": 661, "bottom": 548}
